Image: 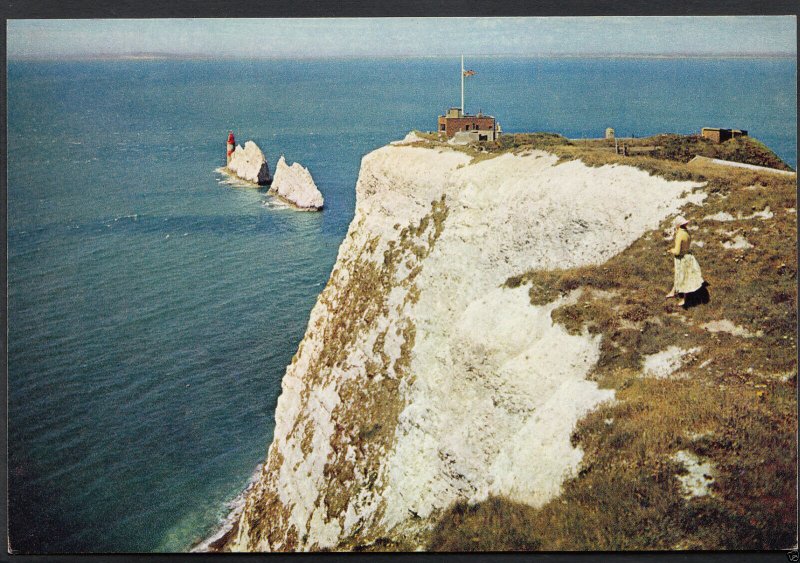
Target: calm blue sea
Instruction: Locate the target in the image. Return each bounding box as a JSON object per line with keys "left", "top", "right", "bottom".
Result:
{"left": 7, "top": 56, "right": 796, "bottom": 553}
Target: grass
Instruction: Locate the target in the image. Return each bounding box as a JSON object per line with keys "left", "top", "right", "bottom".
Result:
{"left": 649, "top": 134, "right": 794, "bottom": 171}
{"left": 425, "top": 138, "right": 797, "bottom": 551}
{"left": 430, "top": 379, "right": 796, "bottom": 550}
{"left": 409, "top": 132, "right": 577, "bottom": 165}
{"left": 409, "top": 131, "right": 793, "bottom": 175}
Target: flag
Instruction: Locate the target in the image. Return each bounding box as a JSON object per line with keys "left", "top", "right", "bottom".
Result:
{"left": 463, "top": 69, "right": 476, "bottom": 77}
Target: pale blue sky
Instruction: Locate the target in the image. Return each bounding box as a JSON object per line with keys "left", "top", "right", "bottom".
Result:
{"left": 7, "top": 17, "right": 797, "bottom": 59}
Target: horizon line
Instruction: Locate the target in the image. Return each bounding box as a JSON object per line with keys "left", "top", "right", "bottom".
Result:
{"left": 8, "top": 51, "right": 797, "bottom": 62}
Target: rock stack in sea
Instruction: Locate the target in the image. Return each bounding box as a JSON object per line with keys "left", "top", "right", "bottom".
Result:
{"left": 227, "top": 141, "right": 271, "bottom": 185}
{"left": 268, "top": 156, "right": 324, "bottom": 211}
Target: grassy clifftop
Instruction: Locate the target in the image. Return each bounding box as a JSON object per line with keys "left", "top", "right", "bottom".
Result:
{"left": 420, "top": 137, "right": 797, "bottom": 551}
{"left": 412, "top": 131, "right": 794, "bottom": 174}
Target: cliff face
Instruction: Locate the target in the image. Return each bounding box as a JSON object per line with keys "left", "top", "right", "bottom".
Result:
{"left": 229, "top": 142, "right": 705, "bottom": 551}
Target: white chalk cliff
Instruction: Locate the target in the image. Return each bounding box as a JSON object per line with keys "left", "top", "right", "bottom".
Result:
{"left": 227, "top": 141, "right": 271, "bottom": 185}
{"left": 268, "top": 156, "right": 324, "bottom": 210}
{"left": 229, "top": 141, "right": 705, "bottom": 551}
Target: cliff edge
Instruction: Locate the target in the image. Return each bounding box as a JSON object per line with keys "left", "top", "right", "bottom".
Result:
{"left": 224, "top": 138, "right": 736, "bottom": 551}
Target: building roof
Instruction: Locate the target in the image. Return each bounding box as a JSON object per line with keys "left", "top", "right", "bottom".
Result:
{"left": 702, "top": 127, "right": 745, "bottom": 132}
{"left": 440, "top": 113, "right": 495, "bottom": 119}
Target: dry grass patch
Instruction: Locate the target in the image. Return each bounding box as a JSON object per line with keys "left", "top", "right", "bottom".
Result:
{"left": 429, "top": 375, "right": 795, "bottom": 551}
{"left": 406, "top": 132, "right": 575, "bottom": 165}
{"left": 409, "top": 132, "right": 793, "bottom": 181}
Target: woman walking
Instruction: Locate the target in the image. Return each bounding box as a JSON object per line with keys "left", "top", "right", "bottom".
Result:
{"left": 666, "top": 215, "right": 704, "bottom": 307}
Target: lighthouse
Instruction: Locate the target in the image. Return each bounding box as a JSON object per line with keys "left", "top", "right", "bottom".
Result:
{"left": 226, "top": 131, "right": 235, "bottom": 164}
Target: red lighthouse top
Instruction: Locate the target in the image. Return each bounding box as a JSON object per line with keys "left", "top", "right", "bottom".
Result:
{"left": 227, "top": 132, "right": 235, "bottom": 145}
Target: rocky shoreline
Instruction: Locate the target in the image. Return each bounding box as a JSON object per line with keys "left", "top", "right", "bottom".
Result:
{"left": 190, "top": 464, "right": 262, "bottom": 553}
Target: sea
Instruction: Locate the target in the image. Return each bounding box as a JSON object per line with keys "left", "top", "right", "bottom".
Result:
{"left": 6, "top": 56, "right": 796, "bottom": 553}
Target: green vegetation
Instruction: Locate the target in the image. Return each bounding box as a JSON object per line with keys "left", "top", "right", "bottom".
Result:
{"left": 410, "top": 131, "right": 793, "bottom": 173}
{"left": 410, "top": 131, "right": 576, "bottom": 165}
{"left": 429, "top": 498, "right": 543, "bottom": 551}
{"left": 649, "top": 134, "right": 794, "bottom": 171}
{"left": 427, "top": 147, "right": 797, "bottom": 551}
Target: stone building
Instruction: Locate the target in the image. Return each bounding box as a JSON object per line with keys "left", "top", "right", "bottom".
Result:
{"left": 701, "top": 127, "right": 748, "bottom": 143}
{"left": 437, "top": 107, "right": 500, "bottom": 141}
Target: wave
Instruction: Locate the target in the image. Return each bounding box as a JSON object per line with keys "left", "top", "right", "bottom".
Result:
{"left": 189, "top": 463, "right": 263, "bottom": 553}
{"left": 261, "top": 197, "right": 292, "bottom": 210}
{"left": 215, "top": 167, "right": 260, "bottom": 189}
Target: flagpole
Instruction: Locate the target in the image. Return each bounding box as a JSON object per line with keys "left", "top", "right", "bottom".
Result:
{"left": 461, "top": 54, "right": 465, "bottom": 116}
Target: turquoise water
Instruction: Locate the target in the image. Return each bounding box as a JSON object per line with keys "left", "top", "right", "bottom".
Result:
{"left": 7, "top": 57, "right": 796, "bottom": 553}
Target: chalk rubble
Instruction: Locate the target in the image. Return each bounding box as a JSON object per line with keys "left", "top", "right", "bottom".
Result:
{"left": 227, "top": 141, "right": 271, "bottom": 185}
{"left": 642, "top": 346, "right": 701, "bottom": 379}
{"left": 268, "top": 156, "right": 324, "bottom": 211}
{"left": 672, "top": 450, "right": 715, "bottom": 498}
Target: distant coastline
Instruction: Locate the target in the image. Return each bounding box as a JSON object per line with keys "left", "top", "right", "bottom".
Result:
{"left": 8, "top": 51, "right": 797, "bottom": 62}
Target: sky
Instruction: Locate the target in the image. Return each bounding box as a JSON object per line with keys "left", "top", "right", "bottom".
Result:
{"left": 6, "top": 17, "right": 797, "bottom": 60}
